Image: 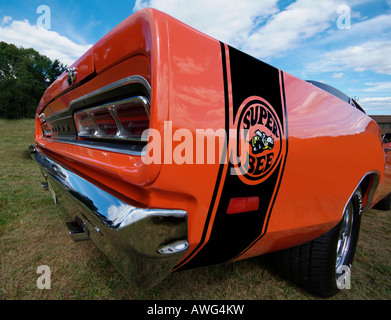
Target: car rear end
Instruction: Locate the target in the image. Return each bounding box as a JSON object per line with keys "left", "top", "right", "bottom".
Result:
{"left": 30, "top": 8, "right": 226, "bottom": 287}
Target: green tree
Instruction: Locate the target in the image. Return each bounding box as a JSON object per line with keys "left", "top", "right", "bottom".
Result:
{"left": 0, "top": 41, "right": 66, "bottom": 119}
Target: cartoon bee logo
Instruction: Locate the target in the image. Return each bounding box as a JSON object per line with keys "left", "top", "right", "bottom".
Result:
{"left": 250, "top": 130, "right": 274, "bottom": 154}
{"left": 233, "top": 96, "right": 284, "bottom": 185}
{"left": 66, "top": 67, "right": 77, "bottom": 86}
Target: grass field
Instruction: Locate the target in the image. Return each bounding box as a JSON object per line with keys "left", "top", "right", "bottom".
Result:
{"left": 1, "top": 119, "right": 390, "bottom": 300}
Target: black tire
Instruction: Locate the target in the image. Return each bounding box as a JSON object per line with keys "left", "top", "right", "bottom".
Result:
{"left": 272, "top": 188, "right": 362, "bottom": 298}
{"left": 373, "top": 193, "right": 391, "bottom": 211}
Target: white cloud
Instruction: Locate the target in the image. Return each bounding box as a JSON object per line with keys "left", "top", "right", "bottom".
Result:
{"left": 0, "top": 16, "right": 92, "bottom": 66}
{"left": 243, "top": 0, "right": 341, "bottom": 59}
{"left": 359, "top": 97, "right": 391, "bottom": 114}
{"left": 332, "top": 72, "right": 344, "bottom": 79}
{"left": 134, "top": 0, "right": 345, "bottom": 60}
{"left": 134, "top": 0, "right": 279, "bottom": 49}
{"left": 363, "top": 82, "right": 391, "bottom": 92}
{"left": 131, "top": 1, "right": 389, "bottom": 114}
{"left": 307, "top": 40, "right": 391, "bottom": 76}
{"left": 361, "top": 97, "right": 391, "bottom": 103}
{"left": 303, "top": 12, "right": 391, "bottom": 78}
{"left": 324, "top": 14, "right": 391, "bottom": 44}
{"left": 1, "top": 16, "right": 12, "bottom": 26}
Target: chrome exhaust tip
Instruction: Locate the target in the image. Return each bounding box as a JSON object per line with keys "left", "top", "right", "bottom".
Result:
{"left": 66, "top": 218, "right": 90, "bottom": 242}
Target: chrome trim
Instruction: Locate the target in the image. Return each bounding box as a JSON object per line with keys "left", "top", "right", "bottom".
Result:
{"left": 66, "top": 220, "right": 90, "bottom": 242}
{"left": 48, "top": 114, "right": 73, "bottom": 125}
{"left": 69, "top": 75, "right": 151, "bottom": 111}
{"left": 335, "top": 199, "right": 354, "bottom": 272}
{"left": 74, "top": 95, "right": 150, "bottom": 142}
{"left": 42, "top": 76, "right": 151, "bottom": 156}
{"left": 38, "top": 113, "right": 46, "bottom": 124}
{"left": 46, "top": 75, "right": 151, "bottom": 122}
{"left": 47, "top": 138, "right": 146, "bottom": 156}
{"left": 157, "top": 240, "right": 189, "bottom": 255}
{"left": 29, "top": 145, "right": 188, "bottom": 288}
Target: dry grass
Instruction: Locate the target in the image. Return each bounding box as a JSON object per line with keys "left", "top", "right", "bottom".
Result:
{"left": 1, "top": 119, "right": 390, "bottom": 300}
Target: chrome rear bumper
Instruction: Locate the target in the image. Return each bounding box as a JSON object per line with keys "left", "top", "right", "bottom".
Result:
{"left": 29, "top": 145, "right": 188, "bottom": 288}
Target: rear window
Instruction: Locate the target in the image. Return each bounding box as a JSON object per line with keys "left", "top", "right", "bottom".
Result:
{"left": 306, "top": 80, "right": 365, "bottom": 113}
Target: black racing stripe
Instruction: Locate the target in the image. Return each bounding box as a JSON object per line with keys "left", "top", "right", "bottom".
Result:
{"left": 229, "top": 70, "right": 289, "bottom": 260}
{"left": 261, "top": 69, "right": 289, "bottom": 235}
{"left": 174, "top": 42, "right": 229, "bottom": 270}
{"left": 178, "top": 46, "right": 288, "bottom": 271}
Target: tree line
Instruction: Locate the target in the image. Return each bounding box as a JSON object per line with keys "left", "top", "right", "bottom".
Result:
{"left": 0, "top": 41, "right": 66, "bottom": 119}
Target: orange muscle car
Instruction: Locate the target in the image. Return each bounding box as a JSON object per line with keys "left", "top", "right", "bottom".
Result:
{"left": 30, "top": 9, "right": 391, "bottom": 297}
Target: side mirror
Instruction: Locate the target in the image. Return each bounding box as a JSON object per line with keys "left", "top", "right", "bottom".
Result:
{"left": 383, "top": 133, "right": 391, "bottom": 144}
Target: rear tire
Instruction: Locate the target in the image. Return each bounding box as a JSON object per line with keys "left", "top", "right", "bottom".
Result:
{"left": 373, "top": 193, "right": 391, "bottom": 211}
{"left": 272, "top": 188, "right": 362, "bottom": 298}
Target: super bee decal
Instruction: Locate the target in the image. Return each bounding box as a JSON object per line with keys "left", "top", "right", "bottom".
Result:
{"left": 175, "top": 44, "right": 288, "bottom": 271}
{"left": 234, "top": 96, "right": 283, "bottom": 185}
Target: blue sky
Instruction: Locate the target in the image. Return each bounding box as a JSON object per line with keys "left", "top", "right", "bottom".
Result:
{"left": 1, "top": 0, "right": 390, "bottom": 115}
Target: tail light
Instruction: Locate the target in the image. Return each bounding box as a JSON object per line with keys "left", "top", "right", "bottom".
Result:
{"left": 74, "top": 96, "right": 149, "bottom": 142}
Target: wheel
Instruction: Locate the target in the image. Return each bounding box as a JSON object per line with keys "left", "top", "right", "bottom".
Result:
{"left": 272, "top": 188, "right": 362, "bottom": 298}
